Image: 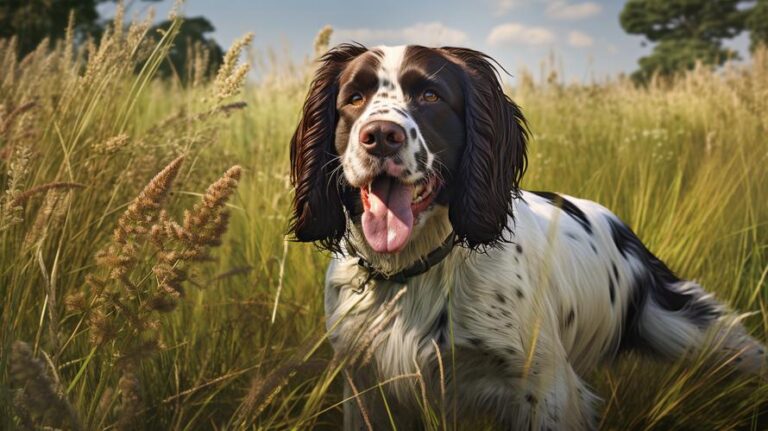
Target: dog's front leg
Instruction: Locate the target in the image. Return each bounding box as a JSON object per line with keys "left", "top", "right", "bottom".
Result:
{"left": 500, "top": 360, "right": 599, "bottom": 431}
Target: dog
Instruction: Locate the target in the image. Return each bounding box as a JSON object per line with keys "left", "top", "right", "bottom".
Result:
{"left": 288, "top": 44, "right": 766, "bottom": 430}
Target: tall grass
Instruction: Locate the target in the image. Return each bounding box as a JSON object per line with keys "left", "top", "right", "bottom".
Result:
{"left": 0, "top": 9, "right": 766, "bottom": 430}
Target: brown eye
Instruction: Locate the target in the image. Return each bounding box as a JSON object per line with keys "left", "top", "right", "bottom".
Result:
{"left": 349, "top": 93, "right": 364, "bottom": 106}
{"left": 423, "top": 89, "right": 439, "bottom": 102}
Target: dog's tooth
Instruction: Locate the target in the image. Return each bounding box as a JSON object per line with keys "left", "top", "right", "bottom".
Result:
{"left": 413, "top": 184, "right": 424, "bottom": 197}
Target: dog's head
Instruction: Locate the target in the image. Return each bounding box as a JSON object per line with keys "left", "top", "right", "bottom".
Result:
{"left": 290, "top": 44, "right": 527, "bottom": 256}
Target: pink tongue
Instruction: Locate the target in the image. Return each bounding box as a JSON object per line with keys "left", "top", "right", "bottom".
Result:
{"left": 362, "top": 176, "right": 414, "bottom": 253}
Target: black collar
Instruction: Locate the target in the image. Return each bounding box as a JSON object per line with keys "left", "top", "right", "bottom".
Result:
{"left": 352, "top": 232, "right": 457, "bottom": 287}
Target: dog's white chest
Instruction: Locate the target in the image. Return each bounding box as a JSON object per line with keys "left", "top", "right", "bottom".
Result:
{"left": 323, "top": 253, "right": 535, "bottom": 409}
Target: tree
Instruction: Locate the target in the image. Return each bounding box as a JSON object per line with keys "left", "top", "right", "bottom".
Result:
{"left": 0, "top": 0, "right": 223, "bottom": 83}
{"left": 620, "top": 0, "right": 746, "bottom": 82}
{"left": 0, "top": 0, "right": 101, "bottom": 55}
{"left": 150, "top": 17, "right": 224, "bottom": 84}
{"left": 746, "top": 0, "right": 768, "bottom": 50}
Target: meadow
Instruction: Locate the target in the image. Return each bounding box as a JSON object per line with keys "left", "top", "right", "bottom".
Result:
{"left": 0, "top": 11, "right": 766, "bottom": 430}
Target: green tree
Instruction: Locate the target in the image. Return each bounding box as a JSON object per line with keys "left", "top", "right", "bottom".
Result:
{"left": 150, "top": 17, "right": 224, "bottom": 84}
{"left": 0, "top": 0, "right": 101, "bottom": 55}
{"left": 620, "top": 0, "right": 746, "bottom": 82}
{"left": 746, "top": 0, "right": 768, "bottom": 50}
{"left": 0, "top": 0, "right": 223, "bottom": 83}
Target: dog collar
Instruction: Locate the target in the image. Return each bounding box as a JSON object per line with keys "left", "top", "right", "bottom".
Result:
{"left": 352, "top": 232, "right": 457, "bottom": 288}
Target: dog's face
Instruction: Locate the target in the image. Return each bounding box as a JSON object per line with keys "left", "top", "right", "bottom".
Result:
{"left": 334, "top": 46, "right": 466, "bottom": 253}
{"left": 290, "top": 44, "right": 527, "bottom": 254}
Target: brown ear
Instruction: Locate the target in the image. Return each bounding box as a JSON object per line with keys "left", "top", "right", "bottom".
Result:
{"left": 440, "top": 47, "right": 528, "bottom": 249}
{"left": 289, "top": 44, "right": 367, "bottom": 251}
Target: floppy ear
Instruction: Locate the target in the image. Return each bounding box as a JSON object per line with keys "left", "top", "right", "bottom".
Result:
{"left": 290, "top": 44, "right": 367, "bottom": 251}
{"left": 440, "top": 47, "right": 528, "bottom": 249}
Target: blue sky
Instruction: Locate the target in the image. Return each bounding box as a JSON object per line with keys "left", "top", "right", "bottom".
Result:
{"left": 99, "top": 0, "right": 753, "bottom": 83}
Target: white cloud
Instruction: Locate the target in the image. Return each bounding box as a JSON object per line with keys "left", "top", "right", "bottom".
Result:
{"left": 495, "top": 0, "right": 528, "bottom": 15}
{"left": 567, "top": 30, "right": 593, "bottom": 47}
{"left": 546, "top": 1, "right": 601, "bottom": 20}
{"left": 333, "top": 22, "right": 468, "bottom": 47}
{"left": 487, "top": 23, "right": 556, "bottom": 46}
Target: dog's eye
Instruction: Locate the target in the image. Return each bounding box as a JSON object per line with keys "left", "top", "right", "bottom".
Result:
{"left": 422, "top": 89, "right": 439, "bottom": 102}
{"left": 349, "top": 93, "right": 365, "bottom": 106}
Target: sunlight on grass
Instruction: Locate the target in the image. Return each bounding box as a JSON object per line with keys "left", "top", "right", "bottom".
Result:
{"left": 0, "top": 10, "right": 766, "bottom": 430}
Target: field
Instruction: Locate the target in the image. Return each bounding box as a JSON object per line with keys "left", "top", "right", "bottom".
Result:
{"left": 1, "top": 13, "right": 767, "bottom": 431}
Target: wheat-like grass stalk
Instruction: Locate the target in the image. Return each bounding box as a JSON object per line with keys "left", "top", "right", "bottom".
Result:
{"left": 1, "top": 143, "right": 31, "bottom": 231}
{"left": 11, "top": 182, "right": 85, "bottom": 207}
{"left": 214, "top": 33, "right": 254, "bottom": 102}
{"left": 115, "top": 367, "right": 142, "bottom": 430}
{"left": 313, "top": 25, "right": 333, "bottom": 57}
{"left": 9, "top": 341, "right": 82, "bottom": 430}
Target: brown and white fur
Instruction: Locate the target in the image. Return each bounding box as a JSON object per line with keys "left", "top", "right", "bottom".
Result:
{"left": 289, "top": 44, "right": 767, "bottom": 430}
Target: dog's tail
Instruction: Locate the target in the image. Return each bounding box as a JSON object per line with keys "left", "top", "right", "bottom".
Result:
{"left": 633, "top": 279, "right": 766, "bottom": 377}
{"left": 609, "top": 219, "right": 767, "bottom": 378}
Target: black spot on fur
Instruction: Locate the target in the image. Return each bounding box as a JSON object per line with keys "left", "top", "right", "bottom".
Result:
{"left": 381, "top": 78, "right": 390, "bottom": 87}
{"left": 565, "top": 232, "right": 579, "bottom": 240}
{"left": 609, "top": 275, "right": 616, "bottom": 304}
{"left": 612, "top": 262, "right": 620, "bottom": 283}
{"left": 379, "top": 92, "right": 389, "bottom": 98}
{"left": 373, "top": 109, "right": 390, "bottom": 115}
{"left": 496, "top": 292, "right": 506, "bottom": 304}
{"left": 516, "top": 273, "right": 522, "bottom": 281}
{"left": 409, "top": 128, "right": 417, "bottom": 140}
{"left": 591, "top": 243, "right": 598, "bottom": 254}
{"left": 515, "top": 288, "right": 524, "bottom": 299}
{"left": 531, "top": 191, "right": 593, "bottom": 235}
{"left": 607, "top": 217, "right": 632, "bottom": 258}
{"left": 608, "top": 216, "right": 723, "bottom": 353}
{"left": 469, "top": 337, "right": 483, "bottom": 347}
{"left": 505, "top": 347, "right": 517, "bottom": 356}
{"left": 525, "top": 393, "right": 537, "bottom": 405}
{"left": 564, "top": 309, "right": 575, "bottom": 328}
{"left": 392, "top": 106, "right": 408, "bottom": 117}
{"left": 433, "top": 309, "right": 448, "bottom": 346}
{"left": 515, "top": 244, "right": 523, "bottom": 253}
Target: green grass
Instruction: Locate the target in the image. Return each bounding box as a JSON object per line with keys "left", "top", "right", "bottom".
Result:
{"left": 0, "top": 14, "right": 766, "bottom": 430}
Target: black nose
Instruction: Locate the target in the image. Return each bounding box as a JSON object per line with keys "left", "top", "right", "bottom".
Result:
{"left": 359, "top": 121, "right": 406, "bottom": 157}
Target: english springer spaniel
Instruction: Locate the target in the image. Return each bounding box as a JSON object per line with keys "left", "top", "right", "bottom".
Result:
{"left": 289, "top": 44, "right": 766, "bottom": 430}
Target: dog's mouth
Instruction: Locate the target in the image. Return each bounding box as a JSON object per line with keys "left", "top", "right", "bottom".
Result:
{"left": 360, "top": 175, "right": 439, "bottom": 253}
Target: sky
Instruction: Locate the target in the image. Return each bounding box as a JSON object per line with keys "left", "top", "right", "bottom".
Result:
{"left": 99, "top": 0, "right": 753, "bottom": 83}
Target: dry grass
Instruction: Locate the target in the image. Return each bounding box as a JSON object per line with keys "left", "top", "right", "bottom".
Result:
{"left": 0, "top": 11, "right": 766, "bottom": 430}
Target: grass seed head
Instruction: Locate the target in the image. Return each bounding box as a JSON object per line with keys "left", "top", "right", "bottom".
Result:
{"left": 215, "top": 33, "right": 254, "bottom": 101}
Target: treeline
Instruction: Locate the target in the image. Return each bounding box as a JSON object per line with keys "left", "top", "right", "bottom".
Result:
{"left": 0, "top": 0, "right": 222, "bottom": 83}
